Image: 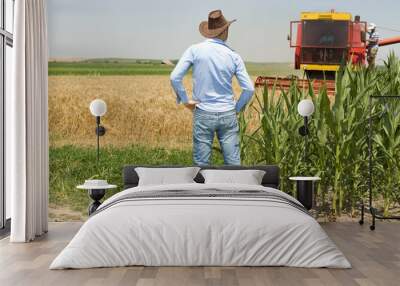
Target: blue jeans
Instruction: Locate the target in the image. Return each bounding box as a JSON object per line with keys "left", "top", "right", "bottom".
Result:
{"left": 193, "top": 108, "right": 241, "bottom": 166}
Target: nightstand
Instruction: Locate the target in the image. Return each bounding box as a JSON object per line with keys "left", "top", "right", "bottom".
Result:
{"left": 77, "top": 180, "right": 117, "bottom": 215}
{"left": 289, "top": 176, "right": 321, "bottom": 210}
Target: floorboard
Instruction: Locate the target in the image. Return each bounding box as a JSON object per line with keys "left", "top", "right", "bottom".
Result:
{"left": 0, "top": 221, "right": 399, "bottom": 286}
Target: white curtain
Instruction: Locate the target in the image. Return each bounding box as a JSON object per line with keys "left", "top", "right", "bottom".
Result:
{"left": 8, "top": 0, "right": 49, "bottom": 242}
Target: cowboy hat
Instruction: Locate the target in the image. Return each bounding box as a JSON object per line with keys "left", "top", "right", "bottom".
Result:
{"left": 199, "top": 10, "right": 236, "bottom": 38}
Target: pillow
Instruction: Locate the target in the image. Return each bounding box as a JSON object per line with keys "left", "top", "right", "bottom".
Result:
{"left": 200, "top": 169, "right": 266, "bottom": 185}
{"left": 135, "top": 167, "right": 200, "bottom": 186}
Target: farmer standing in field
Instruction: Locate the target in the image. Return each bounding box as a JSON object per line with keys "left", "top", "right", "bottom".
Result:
{"left": 170, "top": 10, "right": 254, "bottom": 166}
{"left": 367, "top": 23, "right": 379, "bottom": 68}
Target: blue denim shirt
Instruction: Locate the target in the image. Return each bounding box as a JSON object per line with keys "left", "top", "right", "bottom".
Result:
{"left": 170, "top": 38, "right": 254, "bottom": 113}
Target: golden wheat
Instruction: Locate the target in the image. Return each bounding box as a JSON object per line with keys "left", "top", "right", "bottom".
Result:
{"left": 49, "top": 75, "right": 246, "bottom": 149}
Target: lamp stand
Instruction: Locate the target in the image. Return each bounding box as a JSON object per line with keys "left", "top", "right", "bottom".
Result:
{"left": 304, "top": 116, "right": 308, "bottom": 161}
{"left": 95, "top": 116, "right": 106, "bottom": 163}
{"left": 298, "top": 116, "right": 309, "bottom": 162}
{"left": 96, "top": 116, "right": 100, "bottom": 163}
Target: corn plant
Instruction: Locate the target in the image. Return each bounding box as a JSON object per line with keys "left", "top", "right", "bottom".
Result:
{"left": 373, "top": 100, "right": 400, "bottom": 215}
{"left": 372, "top": 53, "right": 400, "bottom": 215}
{"left": 243, "top": 81, "right": 306, "bottom": 193}
{"left": 241, "top": 54, "right": 400, "bottom": 217}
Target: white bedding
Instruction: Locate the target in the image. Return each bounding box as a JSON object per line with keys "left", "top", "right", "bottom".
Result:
{"left": 50, "top": 183, "right": 351, "bottom": 269}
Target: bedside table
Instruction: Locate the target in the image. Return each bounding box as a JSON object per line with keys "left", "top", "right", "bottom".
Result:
{"left": 77, "top": 180, "right": 117, "bottom": 215}
{"left": 289, "top": 176, "right": 321, "bottom": 210}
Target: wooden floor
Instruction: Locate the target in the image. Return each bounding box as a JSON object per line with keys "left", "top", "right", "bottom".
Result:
{"left": 0, "top": 222, "right": 399, "bottom": 286}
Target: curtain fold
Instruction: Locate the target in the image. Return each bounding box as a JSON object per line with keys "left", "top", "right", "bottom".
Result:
{"left": 9, "top": 0, "right": 49, "bottom": 242}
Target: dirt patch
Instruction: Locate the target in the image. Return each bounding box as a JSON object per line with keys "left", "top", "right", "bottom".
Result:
{"left": 49, "top": 203, "right": 87, "bottom": 222}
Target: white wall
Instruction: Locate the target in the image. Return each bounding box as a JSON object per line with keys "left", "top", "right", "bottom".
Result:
{"left": 5, "top": 45, "right": 12, "bottom": 219}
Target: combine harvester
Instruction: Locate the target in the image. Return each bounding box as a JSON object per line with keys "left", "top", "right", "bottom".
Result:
{"left": 255, "top": 10, "right": 400, "bottom": 95}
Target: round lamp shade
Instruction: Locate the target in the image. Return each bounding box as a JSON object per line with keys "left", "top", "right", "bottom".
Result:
{"left": 89, "top": 99, "right": 107, "bottom": 117}
{"left": 297, "top": 99, "right": 315, "bottom": 117}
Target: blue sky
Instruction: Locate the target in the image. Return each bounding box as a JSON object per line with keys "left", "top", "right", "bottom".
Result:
{"left": 48, "top": 0, "right": 400, "bottom": 62}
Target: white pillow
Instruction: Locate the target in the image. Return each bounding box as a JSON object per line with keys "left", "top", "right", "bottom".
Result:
{"left": 200, "top": 169, "right": 266, "bottom": 185}
{"left": 135, "top": 167, "right": 200, "bottom": 186}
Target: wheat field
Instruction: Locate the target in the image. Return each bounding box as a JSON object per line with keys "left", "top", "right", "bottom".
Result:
{"left": 49, "top": 75, "right": 245, "bottom": 149}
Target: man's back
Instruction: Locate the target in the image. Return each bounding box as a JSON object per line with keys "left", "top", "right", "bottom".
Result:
{"left": 170, "top": 38, "right": 253, "bottom": 113}
{"left": 190, "top": 39, "right": 240, "bottom": 112}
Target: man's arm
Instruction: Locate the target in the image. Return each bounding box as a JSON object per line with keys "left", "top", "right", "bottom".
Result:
{"left": 170, "top": 47, "right": 194, "bottom": 104}
{"left": 234, "top": 54, "right": 255, "bottom": 112}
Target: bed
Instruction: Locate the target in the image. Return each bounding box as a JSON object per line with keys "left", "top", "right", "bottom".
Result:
{"left": 50, "top": 165, "right": 350, "bottom": 269}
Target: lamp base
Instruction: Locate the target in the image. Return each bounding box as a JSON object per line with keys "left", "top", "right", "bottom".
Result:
{"left": 299, "top": 116, "right": 309, "bottom": 136}
{"left": 95, "top": 125, "right": 106, "bottom": 136}
{"left": 298, "top": 125, "right": 309, "bottom": 136}
{"left": 87, "top": 189, "right": 106, "bottom": 215}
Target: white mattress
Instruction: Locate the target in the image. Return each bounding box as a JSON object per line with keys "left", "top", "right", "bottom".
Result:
{"left": 50, "top": 183, "right": 351, "bottom": 269}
